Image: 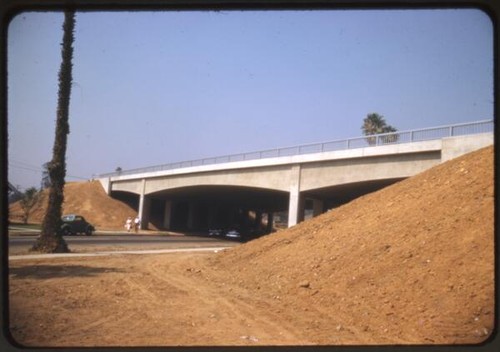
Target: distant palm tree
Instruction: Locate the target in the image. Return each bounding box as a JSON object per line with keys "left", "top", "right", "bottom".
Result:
{"left": 41, "top": 161, "right": 51, "bottom": 189}
{"left": 32, "top": 10, "right": 75, "bottom": 253}
{"left": 362, "top": 113, "right": 398, "bottom": 145}
{"left": 20, "top": 187, "right": 41, "bottom": 224}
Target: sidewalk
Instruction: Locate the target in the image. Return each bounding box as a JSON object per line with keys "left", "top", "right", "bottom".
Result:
{"left": 8, "top": 226, "right": 188, "bottom": 237}
{"left": 8, "top": 246, "right": 231, "bottom": 261}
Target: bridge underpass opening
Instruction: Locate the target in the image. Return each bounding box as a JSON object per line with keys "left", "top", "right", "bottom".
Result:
{"left": 110, "top": 178, "right": 405, "bottom": 233}
{"left": 301, "top": 178, "right": 406, "bottom": 218}
{"left": 145, "top": 186, "right": 289, "bottom": 234}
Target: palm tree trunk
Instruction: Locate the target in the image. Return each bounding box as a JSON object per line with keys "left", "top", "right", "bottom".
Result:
{"left": 32, "top": 10, "right": 75, "bottom": 253}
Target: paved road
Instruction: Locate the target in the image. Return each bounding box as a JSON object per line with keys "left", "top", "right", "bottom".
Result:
{"left": 8, "top": 232, "right": 239, "bottom": 256}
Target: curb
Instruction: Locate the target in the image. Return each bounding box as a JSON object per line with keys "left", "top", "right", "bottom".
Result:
{"left": 8, "top": 246, "right": 232, "bottom": 261}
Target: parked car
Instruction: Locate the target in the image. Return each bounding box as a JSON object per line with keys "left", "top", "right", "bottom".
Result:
{"left": 208, "top": 228, "right": 224, "bottom": 237}
{"left": 60, "top": 214, "right": 95, "bottom": 236}
{"left": 224, "top": 229, "right": 242, "bottom": 240}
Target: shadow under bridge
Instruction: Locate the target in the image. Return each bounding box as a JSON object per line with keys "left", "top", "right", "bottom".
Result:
{"left": 144, "top": 185, "right": 289, "bottom": 233}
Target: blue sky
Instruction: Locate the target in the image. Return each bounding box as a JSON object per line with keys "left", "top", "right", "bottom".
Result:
{"left": 7, "top": 9, "right": 493, "bottom": 190}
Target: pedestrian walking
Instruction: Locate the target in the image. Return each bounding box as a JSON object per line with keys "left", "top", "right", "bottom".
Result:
{"left": 125, "top": 217, "right": 132, "bottom": 232}
{"left": 134, "top": 216, "right": 141, "bottom": 233}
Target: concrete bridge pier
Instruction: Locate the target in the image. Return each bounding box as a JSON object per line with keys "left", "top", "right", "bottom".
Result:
{"left": 207, "top": 205, "right": 218, "bottom": 229}
{"left": 163, "top": 200, "right": 172, "bottom": 229}
{"left": 254, "top": 211, "right": 263, "bottom": 229}
{"left": 288, "top": 193, "right": 305, "bottom": 227}
{"left": 189, "top": 202, "right": 211, "bottom": 230}
{"left": 138, "top": 179, "right": 151, "bottom": 230}
{"left": 266, "top": 212, "right": 274, "bottom": 232}
{"left": 312, "top": 199, "right": 324, "bottom": 217}
{"left": 187, "top": 203, "right": 196, "bottom": 230}
{"left": 288, "top": 165, "right": 306, "bottom": 227}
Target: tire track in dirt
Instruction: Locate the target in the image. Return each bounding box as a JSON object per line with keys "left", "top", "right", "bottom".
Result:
{"left": 148, "top": 254, "right": 307, "bottom": 345}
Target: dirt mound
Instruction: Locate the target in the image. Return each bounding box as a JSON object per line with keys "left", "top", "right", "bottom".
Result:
{"left": 9, "top": 181, "right": 136, "bottom": 230}
{"left": 203, "top": 145, "right": 494, "bottom": 344}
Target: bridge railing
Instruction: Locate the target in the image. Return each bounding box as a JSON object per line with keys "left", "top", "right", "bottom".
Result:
{"left": 99, "top": 119, "right": 493, "bottom": 178}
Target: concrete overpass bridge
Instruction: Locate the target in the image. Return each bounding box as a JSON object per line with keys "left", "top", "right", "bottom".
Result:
{"left": 98, "top": 120, "right": 493, "bottom": 233}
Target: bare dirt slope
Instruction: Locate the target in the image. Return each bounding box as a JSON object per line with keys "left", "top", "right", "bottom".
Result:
{"left": 8, "top": 146, "right": 494, "bottom": 346}
{"left": 9, "top": 180, "right": 136, "bottom": 229}
{"left": 205, "top": 145, "right": 495, "bottom": 344}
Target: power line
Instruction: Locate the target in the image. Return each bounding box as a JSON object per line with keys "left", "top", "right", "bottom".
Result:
{"left": 9, "top": 159, "right": 44, "bottom": 169}
{"left": 9, "top": 161, "right": 44, "bottom": 174}
{"left": 9, "top": 162, "right": 89, "bottom": 180}
{"left": 8, "top": 164, "right": 42, "bottom": 173}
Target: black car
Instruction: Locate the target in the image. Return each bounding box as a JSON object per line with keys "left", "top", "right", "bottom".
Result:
{"left": 60, "top": 214, "right": 95, "bottom": 236}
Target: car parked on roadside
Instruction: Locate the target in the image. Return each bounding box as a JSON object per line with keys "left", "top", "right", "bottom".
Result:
{"left": 225, "top": 229, "right": 241, "bottom": 240}
{"left": 60, "top": 214, "right": 95, "bottom": 236}
{"left": 208, "top": 228, "right": 224, "bottom": 237}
